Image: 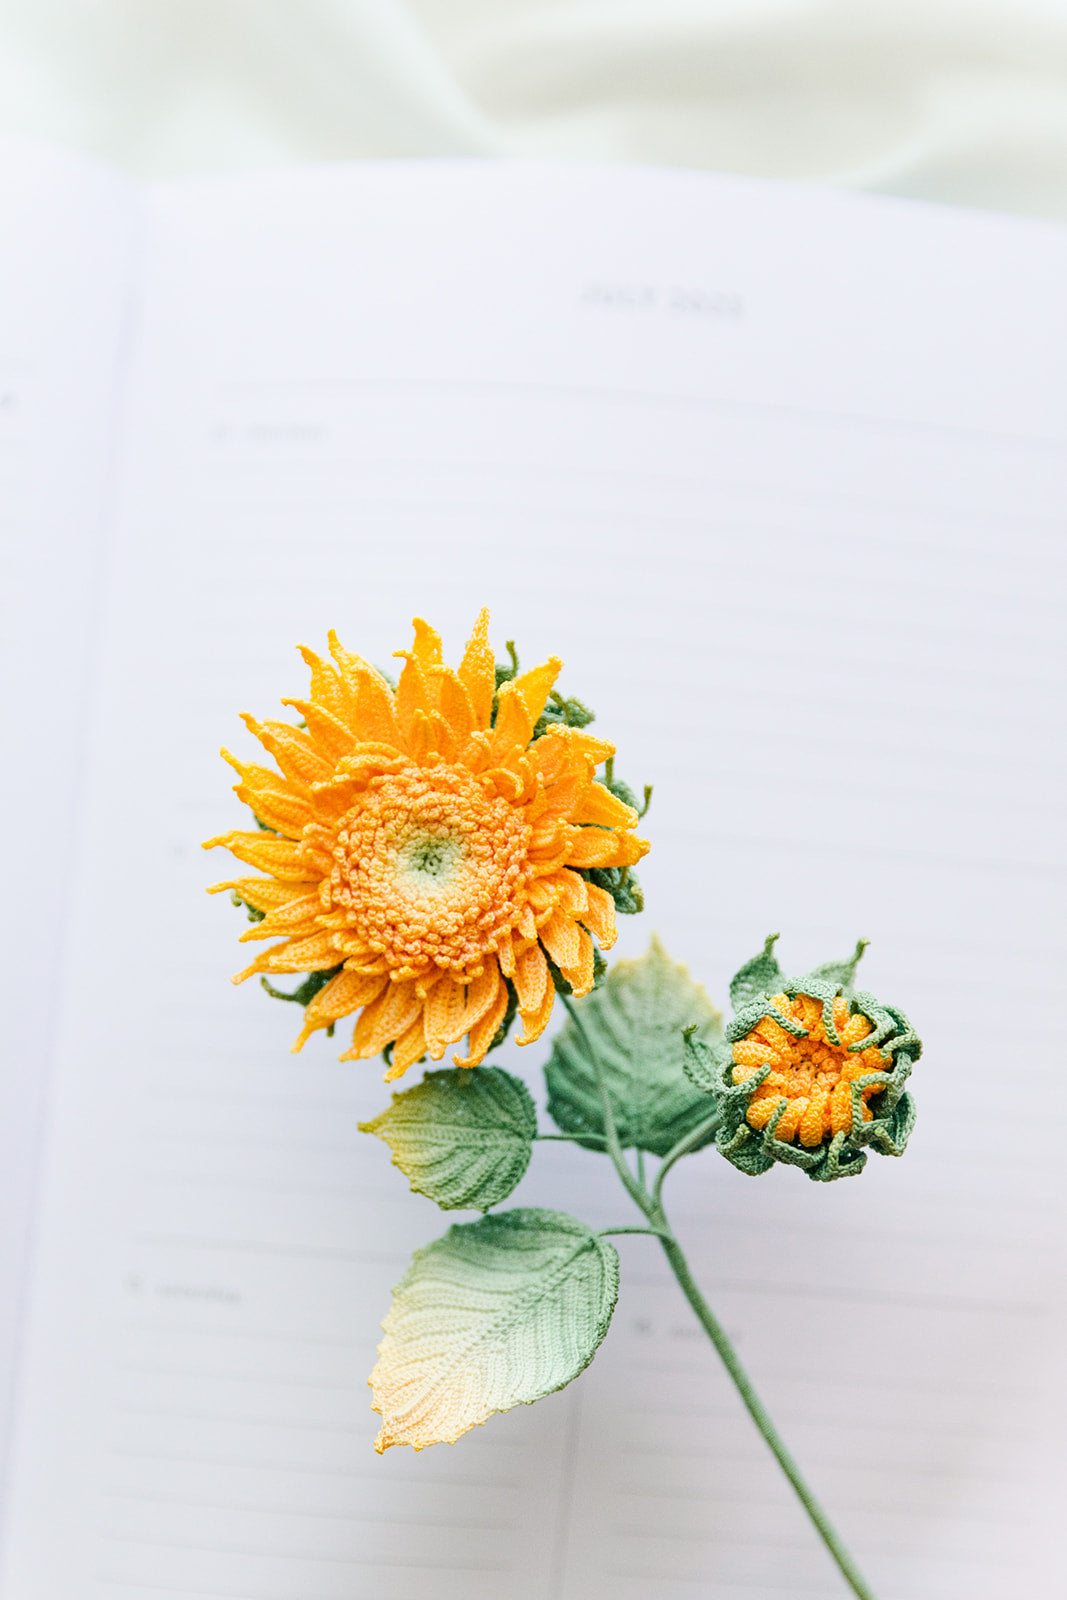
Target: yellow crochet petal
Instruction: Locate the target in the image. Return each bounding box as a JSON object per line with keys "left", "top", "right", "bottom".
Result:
{"left": 206, "top": 610, "right": 651, "bottom": 1076}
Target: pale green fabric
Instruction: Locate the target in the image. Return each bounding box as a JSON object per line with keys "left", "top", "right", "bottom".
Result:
{"left": 1, "top": 0, "right": 1067, "bottom": 214}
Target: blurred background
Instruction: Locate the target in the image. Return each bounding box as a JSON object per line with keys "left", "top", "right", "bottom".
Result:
{"left": 2, "top": 0, "right": 1067, "bottom": 216}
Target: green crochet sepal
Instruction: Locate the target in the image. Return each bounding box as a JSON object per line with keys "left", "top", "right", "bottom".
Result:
{"left": 496, "top": 648, "right": 649, "bottom": 922}
{"left": 685, "top": 935, "right": 920, "bottom": 1183}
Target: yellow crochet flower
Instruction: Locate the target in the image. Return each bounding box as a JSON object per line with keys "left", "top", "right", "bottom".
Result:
{"left": 205, "top": 612, "right": 649, "bottom": 1079}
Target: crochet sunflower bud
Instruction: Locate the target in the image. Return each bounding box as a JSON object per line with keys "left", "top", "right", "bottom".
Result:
{"left": 686, "top": 936, "right": 919, "bottom": 1182}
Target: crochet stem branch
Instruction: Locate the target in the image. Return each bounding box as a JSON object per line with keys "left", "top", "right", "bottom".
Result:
{"left": 598, "top": 1225, "right": 674, "bottom": 1243}
{"left": 650, "top": 1108, "right": 721, "bottom": 1206}
{"left": 559, "top": 993, "right": 648, "bottom": 1210}
{"left": 534, "top": 1132, "right": 608, "bottom": 1145}
{"left": 648, "top": 1209, "right": 878, "bottom": 1600}
{"left": 563, "top": 990, "right": 877, "bottom": 1600}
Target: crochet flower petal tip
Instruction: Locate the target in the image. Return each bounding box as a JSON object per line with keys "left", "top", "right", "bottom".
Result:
{"left": 204, "top": 610, "right": 650, "bottom": 1079}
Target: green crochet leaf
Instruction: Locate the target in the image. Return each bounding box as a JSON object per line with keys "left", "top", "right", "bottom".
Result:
{"left": 360, "top": 1067, "right": 536, "bottom": 1211}
{"left": 370, "top": 1209, "right": 619, "bottom": 1450}
{"left": 545, "top": 935, "right": 723, "bottom": 1155}
{"left": 728, "top": 933, "right": 784, "bottom": 1011}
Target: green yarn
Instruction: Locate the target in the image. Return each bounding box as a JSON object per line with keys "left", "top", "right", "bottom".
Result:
{"left": 686, "top": 937, "right": 920, "bottom": 1183}
{"left": 360, "top": 1067, "right": 537, "bottom": 1211}
{"left": 546, "top": 936, "right": 723, "bottom": 1156}
{"left": 580, "top": 863, "right": 644, "bottom": 916}
{"left": 491, "top": 641, "right": 594, "bottom": 737}
{"left": 229, "top": 888, "right": 266, "bottom": 924}
{"left": 259, "top": 965, "right": 344, "bottom": 1009}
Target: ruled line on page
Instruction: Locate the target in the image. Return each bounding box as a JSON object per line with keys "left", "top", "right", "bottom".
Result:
{"left": 616, "top": 1275, "right": 1050, "bottom": 1318}
{"left": 608, "top": 1481, "right": 1020, "bottom": 1525}
{"left": 606, "top": 1527, "right": 824, "bottom": 1552}
{"left": 135, "top": 1134, "right": 367, "bottom": 1155}
{"left": 612, "top": 1355, "right": 1039, "bottom": 1400}
{"left": 108, "top": 1448, "right": 518, "bottom": 1491}
{"left": 103, "top": 1490, "right": 513, "bottom": 1533}
{"left": 656, "top": 825, "right": 1066, "bottom": 877}
{"left": 616, "top": 1439, "right": 1033, "bottom": 1489}
{"left": 117, "top": 1366, "right": 360, "bottom": 1392}
{"left": 615, "top": 1397, "right": 1030, "bottom": 1443}
{"left": 197, "top": 469, "right": 1067, "bottom": 552}
{"left": 129, "top": 1176, "right": 385, "bottom": 1203}
{"left": 194, "top": 435, "right": 1066, "bottom": 535}
{"left": 190, "top": 530, "right": 1062, "bottom": 677}
{"left": 196, "top": 445, "right": 1064, "bottom": 522}
{"left": 602, "top": 1575, "right": 832, "bottom": 1596}
{"left": 212, "top": 373, "right": 1067, "bottom": 456}
{"left": 132, "top": 1134, "right": 378, "bottom": 1160}
{"left": 94, "top": 1580, "right": 336, "bottom": 1600}
{"left": 608, "top": 1538, "right": 1018, "bottom": 1569}
{"left": 93, "top": 1578, "right": 497, "bottom": 1600}
{"left": 131, "top": 1237, "right": 399, "bottom": 1265}
{"left": 121, "top": 1324, "right": 362, "bottom": 1349}
{"left": 146, "top": 1091, "right": 370, "bottom": 1114}
{"left": 96, "top": 1533, "right": 508, "bottom": 1572}
{"left": 113, "top": 1409, "right": 360, "bottom": 1435}
{"left": 617, "top": 1350, "right": 1036, "bottom": 1388}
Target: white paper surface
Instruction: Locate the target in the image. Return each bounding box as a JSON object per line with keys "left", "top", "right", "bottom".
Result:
{"left": 2, "top": 161, "right": 1065, "bottom": 1599}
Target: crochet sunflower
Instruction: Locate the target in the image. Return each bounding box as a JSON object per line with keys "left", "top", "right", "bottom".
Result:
{"left": 205, "top": 611, "right": 649, "bottom": 1078}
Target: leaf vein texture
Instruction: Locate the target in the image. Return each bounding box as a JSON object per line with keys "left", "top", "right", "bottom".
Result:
{"left": 370, "top": 1208, "right": 619, "bottom": 1450}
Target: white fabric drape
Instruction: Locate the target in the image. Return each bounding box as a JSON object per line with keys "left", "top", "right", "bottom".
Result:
{"left": 2, "top": 0, "right": 1067, "bottom": 215}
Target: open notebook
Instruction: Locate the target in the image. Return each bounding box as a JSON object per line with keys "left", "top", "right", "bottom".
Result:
{"left": 1, "top": 140, "right": 1064, "bottom": 1599}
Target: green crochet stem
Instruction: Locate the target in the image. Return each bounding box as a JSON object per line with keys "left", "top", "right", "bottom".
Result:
{"left": 560, "top": 995, "right": 878, "bottom": 1600}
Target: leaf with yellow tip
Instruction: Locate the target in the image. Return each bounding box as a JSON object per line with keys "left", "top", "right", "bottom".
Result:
{"left": 370, "top": 1209, "right": 619, "bottom": 1452}
{"left": 359, "top": 1067, "right": 536, "bottom": 1211}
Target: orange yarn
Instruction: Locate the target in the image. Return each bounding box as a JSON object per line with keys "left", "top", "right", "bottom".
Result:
{"left": 732, "top": 993, "right": 887, "bottom": 1147}
{"left": 205, "top": 611, "right": 649, "bottom": 1079}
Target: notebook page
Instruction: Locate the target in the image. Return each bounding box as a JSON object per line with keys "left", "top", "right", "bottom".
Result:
{"left": 2, "top": 163, "right": 1064, "bottom": 1599}
{"left": 0, "top": 143, "right": 140, "bottom": 1485}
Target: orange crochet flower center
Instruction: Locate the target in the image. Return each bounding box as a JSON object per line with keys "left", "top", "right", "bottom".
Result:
{"left": 204, "top": 610, "right": 650, "bottom": 1079}
{"left": 733, "top": 992, "right": 887, "bottom": 1148}
{"left": 328, "top": 767, "right": 532, "bottom": 972}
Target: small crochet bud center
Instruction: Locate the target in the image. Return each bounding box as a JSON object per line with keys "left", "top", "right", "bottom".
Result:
{"left": 733, "top": 993, "right": 887, "bottom": 1147}
{"left": 328, "top": 768, "right": 532, "bottom": 968}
